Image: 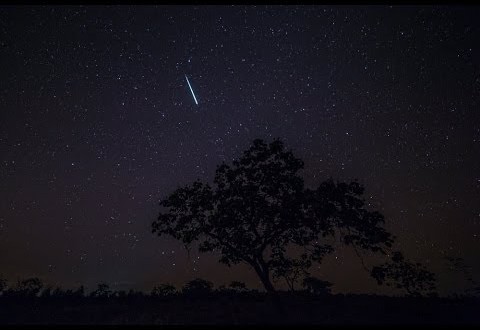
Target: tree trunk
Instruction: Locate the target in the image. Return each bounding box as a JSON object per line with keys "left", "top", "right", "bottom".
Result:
{"left": 258, "top": 271, "right": 276, "bottom": 294}
{"left": 287, "top": 280, "right": 295, "bottom": 292}
{"left": 251, "top": 260, "right": 287, "bottom": 319}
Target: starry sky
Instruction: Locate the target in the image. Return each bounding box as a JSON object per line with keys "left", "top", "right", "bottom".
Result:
{"left": 0, "top": 5, "right": 479, "bottom": 296}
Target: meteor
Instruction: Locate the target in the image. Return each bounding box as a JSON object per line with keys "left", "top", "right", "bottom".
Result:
{"left": 184, "top": 74, "right": 198, "bottom": 105}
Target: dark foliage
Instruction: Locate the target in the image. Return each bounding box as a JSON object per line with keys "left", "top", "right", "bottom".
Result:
{"left": 182, "top": 278, "right": 214, "bottom": 297}
{"left": 371, "top": 251, "right": 437, "bottom": 296}
{"left": 0, "top": 275, "right": 475, "bottom": 325}
{"left": 152, "top": 139, "right": 397, "bottom": 294}
{"left": 302, "top": 276, "right": 333, "bottom": 295}
{"left": 90, "top": 282, "right": 112, "bottom": 298}
{"left": 151, "top": 284, "right": 177, "bottom": 297}
{"left": 229, "top": 281, "right": 248, "bottom": 293}
{"left": 0, "top": 277, "right": 6, "bottom": 294}
{"left": 4, "top": 277, "right": 44, "bottom": 298}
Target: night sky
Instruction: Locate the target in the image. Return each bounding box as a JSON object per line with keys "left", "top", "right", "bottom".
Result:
{"left": 0, "top": 5, "right": 479, "bottom": 296}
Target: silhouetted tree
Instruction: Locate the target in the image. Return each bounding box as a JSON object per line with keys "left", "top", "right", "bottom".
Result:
{"left": 40, "top": 286, "right": 53, "bottom": 298}
{"left": 217, "top": 281, "right": 249, "bottom": 295}
{"left": 73, "top": 285, "right": 85, "bottom": 297}
{"left": 371, "top": 251, "right": 436, "bottom": 297}
{"left": 302, "top": 276, "right": 332, "bottom": 295}
{"left": 229, "top": 281, "right": 248, "bottom": 293}
{"left": 467, "top": 286, "right": 480, "bottom": 297}
{"left": 126, "top": 289, "right": 145, "bottom": 299}
{"left": 152, "top": 283, "right": 177, "bottom": 297}
{"left": 52, "top": 287, "right": 66, "bottom": 298}
{"left": 114, "top": 290, "right": 127, "bottom": 298}
{"left": 182, "top": 278, "right": 213, "bottom": 296}
{"left": 15, "top": 277, "right": 43, "bottom": 297}
{"left": 0, "top": 277, "right": 6, "bottom": 294}
{"left": 152, "top": 139, "right": 395, "bottom": 295}
{"left": 65, "top": 289, "right": 75, "bottom": 297}
{"left": 444, "top": 255, "right": 479, "bottom": 296}
{"left": 51, "top": 285, "right": 84, "bottom": 298}
{"left": 91, "top": 282, "right": 112, "bottom": 298}
{"left": 272, "top": 255, "right": 311, "bottom": 292}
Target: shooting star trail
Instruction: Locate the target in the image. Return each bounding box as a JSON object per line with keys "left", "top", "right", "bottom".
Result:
{"left": 185, "top": 74, "right": 199, "bottom": 105}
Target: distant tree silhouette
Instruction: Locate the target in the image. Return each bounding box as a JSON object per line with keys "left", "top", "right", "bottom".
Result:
{"left": 182, "top": 278, "right": 213, "bottom": 296}
{"left": 0, "top": 277, "right": 6, "bottom": 294}
{"left": 91, "top": 282, "right": 112, "bottom": 298}
{"left": 217, "top": 284, "right": 228, "bottom": 292}
{"left": 127, "top": 289, "right": 138, "bottom": 298}
{"left": 228, "top": 281, "right": 248, "bottom": 293}
{"left": 302, "top": 276, "right": 332, "bottom": 295}
{"left": 113, "top": 290, "right": 127, "bottom": 298}
{"left": 14, "top": 277, "right": 43, "bottom": 297}
{"left": 73, "top": 285, "right": 85, "bottom": 297}
{"left": 126, "top": 289, "right": 145, "bottom": 299}
{"left": 216, "top": 281, "right": 249, "bottom": 294}
{"left": 40, "top": 286, "right": 52, "bottom": 298}
{"left": 51, "top": 285, "right": 84, "bottom": 298}
{"left": 152, "top": 139, "right": 433, "bottom": 299}
{"left": 444, "top": 255, "right": 479, "bottom": 296}
{"left": 52, "top": 287, "right": 66, "bottom": 298}
{"left": 272, "top": 255, "right": 312, "bottom": 292}
{"left": 467, "top": 286, "right": 480, "bottom": 297}
{"left": 151, "top": 283, "right": 177, "bottom": 297}
{"left": 371, "top": 251, "right": 436, "bottom": 297}
{"left": 65, "top": 289, "right": 75, "bottom": 296}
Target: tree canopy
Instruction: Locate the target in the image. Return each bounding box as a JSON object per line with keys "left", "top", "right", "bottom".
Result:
{"left": 182, "top": 278, "right": 214, "bottom": 296}
{"left": 152, "top": 138, "right": 434, "bottom": 296}
{"left": 371, "top": 251, "right": 436, "bottom": 296}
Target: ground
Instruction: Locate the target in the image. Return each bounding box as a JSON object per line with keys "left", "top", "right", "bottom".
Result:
{"left": 0, "top": 293, "right": 479, "bottom": 325}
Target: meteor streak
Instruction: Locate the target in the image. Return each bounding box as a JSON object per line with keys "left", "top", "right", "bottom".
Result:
{"left": 184, "top": 74, "right": 198, "bottom": 105}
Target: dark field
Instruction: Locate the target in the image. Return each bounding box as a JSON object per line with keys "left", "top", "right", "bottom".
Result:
{"left": 1, "top": 293, "right": 479, "bottom": 325}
